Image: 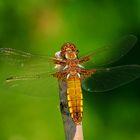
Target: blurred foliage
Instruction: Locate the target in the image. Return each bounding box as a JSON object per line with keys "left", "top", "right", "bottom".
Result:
{"left": 0, "top": 0, "right": 140, "bottom": 140}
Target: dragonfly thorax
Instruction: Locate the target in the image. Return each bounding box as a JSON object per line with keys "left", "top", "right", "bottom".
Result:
{"left": 65, "top": 51, "right": 77, "bottom": 60}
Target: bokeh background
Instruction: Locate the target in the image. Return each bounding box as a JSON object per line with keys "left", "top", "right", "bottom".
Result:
{"left": 0, "top": 0, "right": 140, "bottom": 140}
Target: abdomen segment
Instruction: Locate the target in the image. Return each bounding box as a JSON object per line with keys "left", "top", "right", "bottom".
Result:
{"left": 67, "top": 77, "right": 83, "bottom": 124}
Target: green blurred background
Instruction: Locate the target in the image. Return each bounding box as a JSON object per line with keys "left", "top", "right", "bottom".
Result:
{"left": 0, "top": 0, "right": 140, "bottom": 140}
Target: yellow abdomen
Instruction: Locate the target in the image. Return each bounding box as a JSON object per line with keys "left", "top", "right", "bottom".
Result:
{"left": 67, "top": 76, "right": 83, "bottom": 124}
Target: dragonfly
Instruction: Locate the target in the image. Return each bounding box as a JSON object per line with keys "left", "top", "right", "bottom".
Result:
{"left": 0, "top": 34, "right": 140, "bottom": 125}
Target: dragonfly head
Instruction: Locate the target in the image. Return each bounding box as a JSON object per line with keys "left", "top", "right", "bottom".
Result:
{"left": 61, "top": 42, "right": 79, "bottom": 59}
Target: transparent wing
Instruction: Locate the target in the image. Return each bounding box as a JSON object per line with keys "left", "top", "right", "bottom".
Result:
{"left": 5, "top": 72, "right": 48, "bottom": 83}
{"left": 1, "top": 71, "right": 58, "bottom": 97}
{"left": 82, "top": 65, "right": 140, "bottom": 92}
{"left": 0, "top": 48, "right": 55, "bottom": 73}
{"left": 0, "top": 48, "right": 59, "bottom": 97}
{"left": 82, "top": 34, "right": 137, "bottom": 67}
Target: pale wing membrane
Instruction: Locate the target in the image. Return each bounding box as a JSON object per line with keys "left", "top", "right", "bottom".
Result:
{"left": 84, "top": 35, "right": 137, "bottom": 67}
{"left": 0, "top": 48, "right": 36, "bottom": 66}
{"left": 0, "top": 48, "right": 55, "bottom": 73}
{"left": 6, "top": 74, "right": 43, "bottom": 83}
{"left": 0, "top": 48, "right": 58, "bottom": 97}
{"left": 82, "top": 65, "right": 140, "bottom": 92}
{"left": 3, "top": 72, "right": 57, "bottom": 97}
